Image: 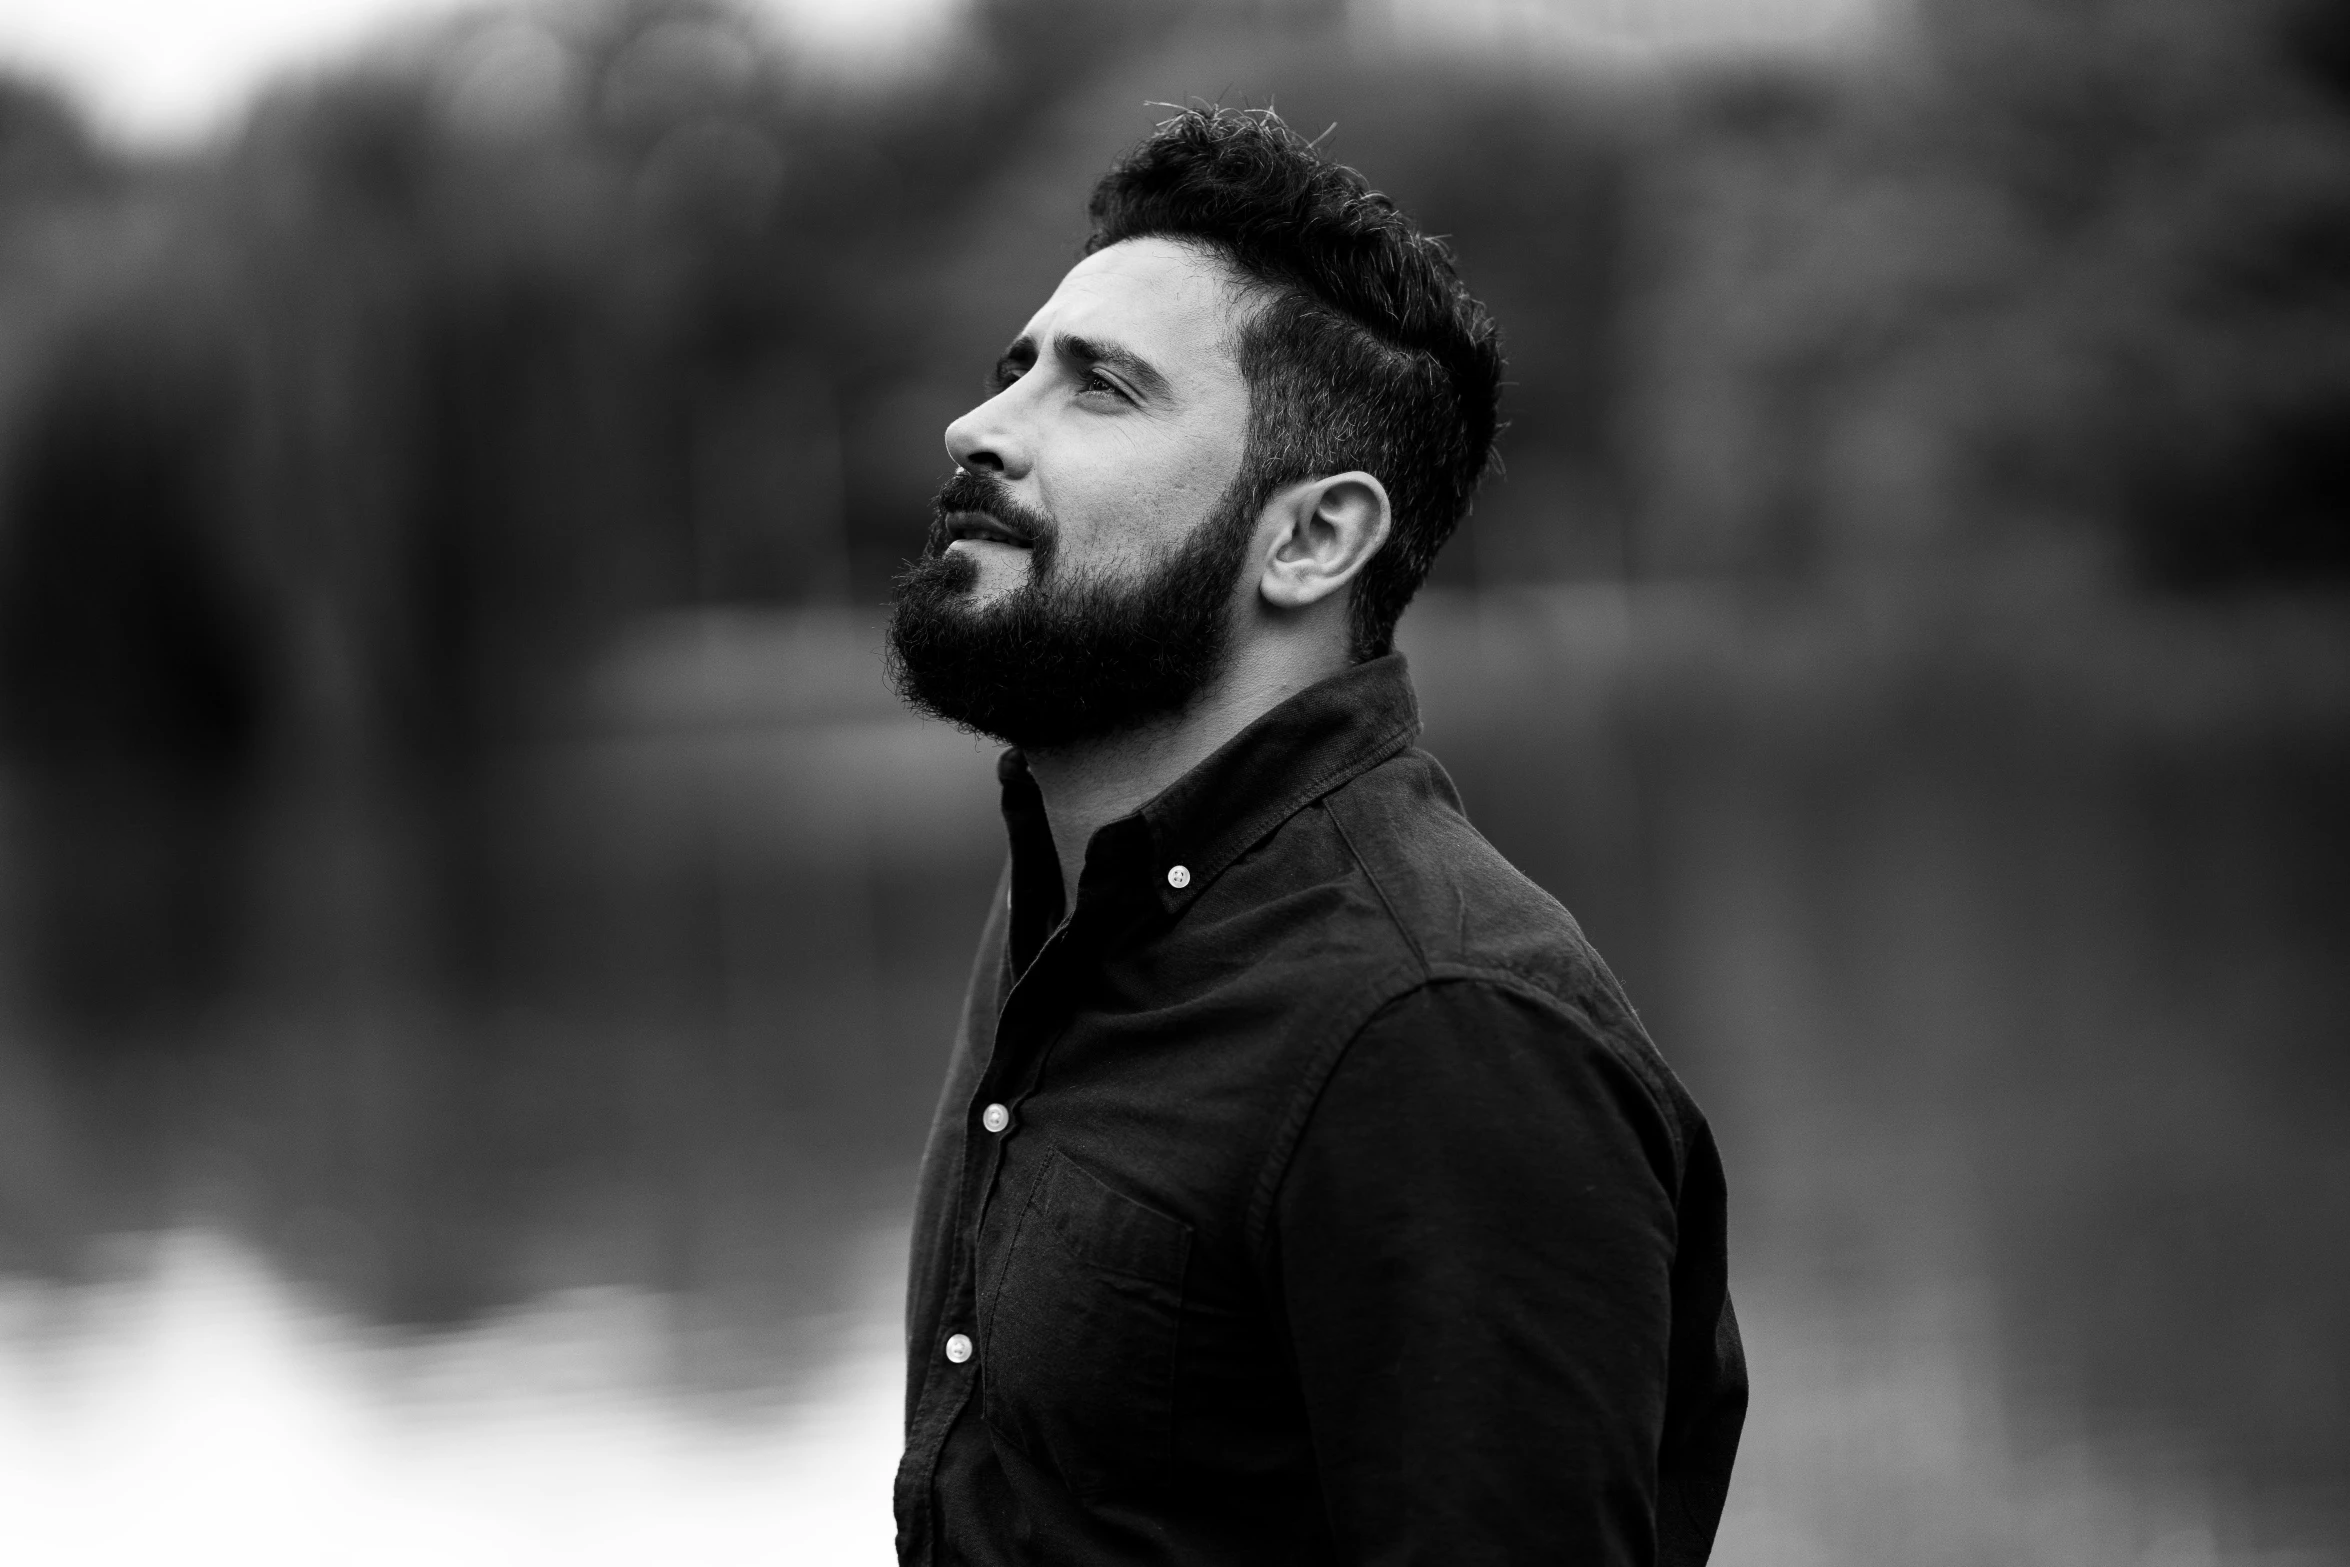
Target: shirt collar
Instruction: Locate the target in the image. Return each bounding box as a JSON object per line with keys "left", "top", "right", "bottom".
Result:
{"left": 996, "top": 652, "right": 1422, "bottom": 925}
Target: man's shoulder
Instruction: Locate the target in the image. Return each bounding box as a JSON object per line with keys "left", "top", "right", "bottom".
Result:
{"left": 1192, "top": 736, "right": 1669, "bottom": 1096}
{"left": 1318, "top": 749, "right": 1590, "bottom": 981}
{"left": 1306, "top": 742, "right": 1710, "bottom": 1160}
{"left": 1308, "top": 746, "right": 1666, "bottom": 1068}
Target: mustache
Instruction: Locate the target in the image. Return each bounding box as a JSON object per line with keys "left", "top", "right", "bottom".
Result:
{"left": 925, "top": 470, "right": 1055, "bottom": 557}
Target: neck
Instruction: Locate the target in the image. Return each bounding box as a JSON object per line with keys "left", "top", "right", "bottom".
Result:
{"left": 1024, "top": 634, "right": 1349, "bottom": 908}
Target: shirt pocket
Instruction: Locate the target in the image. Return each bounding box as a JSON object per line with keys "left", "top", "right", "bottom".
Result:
{"left": 977, "top": 1143, "right": 1192, "bottom": 1498}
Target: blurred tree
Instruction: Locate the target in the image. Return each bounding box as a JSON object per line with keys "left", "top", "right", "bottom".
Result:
{"left": 0, "top": 328, "right": 271, "bottom": 1033}
{"left": 0, "top": 0, "right": 1275, "bottom": 1012}
{"left": 16, "top": 0, "right": 2338, "bottom": 1032}
{"left": 1632, "top": 0, "right": 2350, "bottom": 589}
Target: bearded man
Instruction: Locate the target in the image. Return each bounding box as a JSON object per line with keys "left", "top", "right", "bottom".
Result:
{"left": 887, "top": 107, "right": 1746, "bottom": 1567}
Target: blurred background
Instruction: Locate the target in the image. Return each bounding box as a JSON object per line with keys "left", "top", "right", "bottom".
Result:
{"left": 0, "top": 0, "right": 2341, "bottom": 1560}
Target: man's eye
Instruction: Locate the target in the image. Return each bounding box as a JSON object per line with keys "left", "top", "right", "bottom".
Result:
{"left": 1081, "top": 369, "right": 1129, "bottom": 400}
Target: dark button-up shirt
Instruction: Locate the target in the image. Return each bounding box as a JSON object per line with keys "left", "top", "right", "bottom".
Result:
{"left": 895, "top": 653, "right": 1746, "bottom": 1566}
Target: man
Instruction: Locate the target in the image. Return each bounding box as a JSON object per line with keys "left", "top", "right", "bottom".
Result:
{"left": 887, "top": 106, "right": 1745, "bottom": 1566}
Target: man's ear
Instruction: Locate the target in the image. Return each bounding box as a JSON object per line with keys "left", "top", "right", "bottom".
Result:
{"left": 1256, "top": 472, "right": 1392, "bottom": 610}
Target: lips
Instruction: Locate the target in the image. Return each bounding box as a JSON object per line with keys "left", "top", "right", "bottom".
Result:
{"left": 942, "top": 510, "right": 1035, "bottom": 548}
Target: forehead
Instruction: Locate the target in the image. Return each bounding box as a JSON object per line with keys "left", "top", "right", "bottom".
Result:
{"left": 1021, "top": 236, "right": 1252, "bottom": 378}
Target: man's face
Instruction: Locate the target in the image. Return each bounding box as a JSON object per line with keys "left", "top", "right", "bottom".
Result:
{"left": 887, "top": 238, "right": 1268, "bottom": 749}
{"left": 937, "top": 236, "right": 1254, "bottom": 603}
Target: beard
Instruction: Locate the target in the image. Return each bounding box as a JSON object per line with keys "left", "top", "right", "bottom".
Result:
{"left": 885, "top": 468, "right": 1257, "bottom": 750}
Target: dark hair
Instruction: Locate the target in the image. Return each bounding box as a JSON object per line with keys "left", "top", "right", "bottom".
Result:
{"left": 1086, "top": 105, "right": 1504, "bottom": 660}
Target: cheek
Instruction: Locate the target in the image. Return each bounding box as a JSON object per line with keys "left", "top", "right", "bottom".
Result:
{"left": 1043, "top": 432, "right": 1243, "bottom": 574}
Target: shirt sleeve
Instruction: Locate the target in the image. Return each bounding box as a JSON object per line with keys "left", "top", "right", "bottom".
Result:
{"left": 1272, "top": 978, "right": 1682, "bottom": 1567}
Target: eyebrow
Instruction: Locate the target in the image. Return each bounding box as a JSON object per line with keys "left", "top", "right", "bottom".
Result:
{"left": 994, "top": 332, "right": 1174, "bottom": 402}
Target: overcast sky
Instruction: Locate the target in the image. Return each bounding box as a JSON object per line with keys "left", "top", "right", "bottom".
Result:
{"left": 0, "top": 0, "right": 1878, "bottom": 150}
{"left": 0, "top": 0, "right": 957, "bottom": 147}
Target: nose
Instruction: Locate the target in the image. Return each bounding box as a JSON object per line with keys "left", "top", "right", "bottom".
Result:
{"left": 944, "top": 388, "right": 1030, "bottom": 480}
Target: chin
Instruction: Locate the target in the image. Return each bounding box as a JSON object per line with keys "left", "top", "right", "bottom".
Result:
{"left": 945, "top": 547, "right": 1033, "bottom": 603}
{"left": 964, "top": 572, "right": 1031, "bottom": 609}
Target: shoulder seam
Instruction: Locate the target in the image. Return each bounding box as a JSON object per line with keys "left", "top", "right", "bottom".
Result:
{"left": 1322, "top": 793, "right": 1432, "bottom": 980}
{"left": 1420, "top": 963, "right": 1694, "bottom": 1172}
{"left": 1242, "top": 967, "right": 1692, "bottom": 1274}
{"left": 1240, "top": 972, "right": 1433, "bottom": 1264}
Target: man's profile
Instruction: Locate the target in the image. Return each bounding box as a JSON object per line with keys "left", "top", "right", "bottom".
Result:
{"left": 887, "top": 106, "right": 1746, "bottom": 1566}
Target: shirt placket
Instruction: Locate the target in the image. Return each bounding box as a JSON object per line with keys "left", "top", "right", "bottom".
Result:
{"left": 902, "top": 905, "right": 1087, "bottom": 1563}
{"left": 959, "top": 901, "right": 1093, "bottom": 1246}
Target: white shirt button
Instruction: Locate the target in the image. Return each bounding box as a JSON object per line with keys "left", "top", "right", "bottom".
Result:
{"left": 944, "top": 1333, "right": 973, "bottom": 1364}
{"left": 1166, "top": 864, "right": 1191, "bottom": 889}
{"left": 981, "top": 1103, "right": 1011, "bottom": 1134}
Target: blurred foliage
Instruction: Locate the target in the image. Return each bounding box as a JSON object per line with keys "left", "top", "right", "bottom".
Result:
{"left": 0, "top": 0, "right": 2331, "bottom": 1036}
{"left": 0, "top": 0, "right": 2329, "bottom": 807}
{"left": 1639, "top": 0, "right": 2350, "bottom": 585}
